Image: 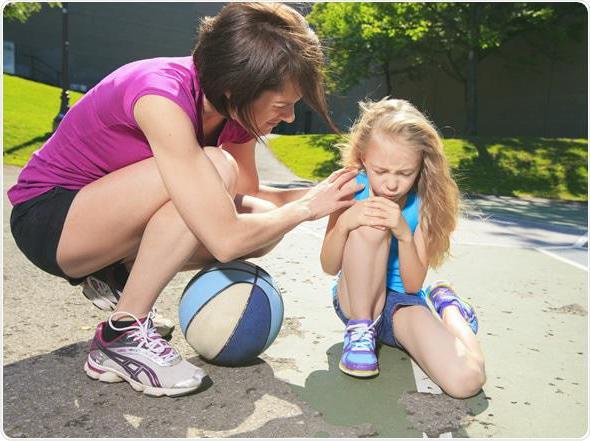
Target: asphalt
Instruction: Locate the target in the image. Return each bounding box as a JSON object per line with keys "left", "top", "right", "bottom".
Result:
{"left": 2, "top": 139, "right": 588, "bottom": 438}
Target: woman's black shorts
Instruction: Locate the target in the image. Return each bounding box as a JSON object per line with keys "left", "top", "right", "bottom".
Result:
{"left": 10, "top": 187, "right": 85, "bottom": 285}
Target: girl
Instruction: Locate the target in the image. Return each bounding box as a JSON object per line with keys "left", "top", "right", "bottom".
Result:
{"left": 320, "top": 98, "right": 486, "bottom": 399}
{"left": 8, "top": 3, "right": 363, "bottom": 397}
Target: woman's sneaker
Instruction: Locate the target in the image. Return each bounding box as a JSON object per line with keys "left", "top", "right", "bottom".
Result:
{"left": 339, "top": 318, "right": 380, "bottom": 378}
{"left": 424, "top": 280, "right": 479, "bottom": 334}
{"left": 82, "top": 263, "right": 175, "bottom": 338}
{"left": 84, "top": 311, "right": 206, "bottom": 397}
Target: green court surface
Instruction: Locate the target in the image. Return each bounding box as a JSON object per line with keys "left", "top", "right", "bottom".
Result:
{"left": 3, "top": 163, "right": 588, "bottom": 437}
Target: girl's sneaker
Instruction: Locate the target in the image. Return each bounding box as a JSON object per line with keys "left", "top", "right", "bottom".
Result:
{"left": 339, "top": 318, "right": 380, "bottom": 378}
{"left": 424, "top": 280, "right": 479, "bottom": 334}
{"left": 82, "top": 263, "right": 175, "bottom": 338}
{"left": 84, "top": 311, "right": 206, "bottom": 397}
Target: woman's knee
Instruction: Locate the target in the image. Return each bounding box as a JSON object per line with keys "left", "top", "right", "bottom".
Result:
{"left": 440, "top": 361, "right": 486, "bottom": 399}
{"left": 203, "top": 147, "right": 239, "bottom": 196}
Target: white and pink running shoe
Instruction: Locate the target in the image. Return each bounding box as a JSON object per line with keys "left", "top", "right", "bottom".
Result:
{"left": 84, "top": 311, "right": 206, "bottom": 397}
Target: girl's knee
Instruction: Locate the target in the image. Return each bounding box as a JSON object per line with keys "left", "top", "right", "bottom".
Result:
{"left": 441, "top": 362, "right": 486, "bottom": 399}
{"left": 349, "top": 225, "right": 390, "bottom": 244}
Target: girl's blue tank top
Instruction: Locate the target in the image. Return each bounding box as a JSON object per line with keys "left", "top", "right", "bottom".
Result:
{"left": 353, "top": 170, "right": 421, "bottom": 293}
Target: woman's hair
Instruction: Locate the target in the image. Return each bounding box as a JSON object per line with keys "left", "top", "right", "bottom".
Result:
{"left": 338, "top": 98, "right": 460, "bottom": 268}
{"left": 193, "top": 2, "right": 337, "bottom": 138}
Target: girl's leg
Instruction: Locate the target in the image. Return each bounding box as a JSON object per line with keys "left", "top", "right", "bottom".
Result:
{"left": 336, "top": 226, "right": 391, "bottom": 320}
{"left": 335, "top": 226, "right": 391, "bottom": 377}
{"left": 57, "top": 147, "right": 239, "bottom": 318}
{"left": 392, "top": 305, "right": 486, "bottom": 398}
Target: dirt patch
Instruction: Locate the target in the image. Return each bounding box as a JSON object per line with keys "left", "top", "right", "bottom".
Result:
{"left": 546, "top": 304, "right": 587, "bottom": 316}
{"left": 278, "top": 317, "right": 305, "bottom": 338}
{"left": 399, "top": 392, "right": 473, "bottom": 437}
{"left": 260, "top": 356, "right": 301, "bottom": 372}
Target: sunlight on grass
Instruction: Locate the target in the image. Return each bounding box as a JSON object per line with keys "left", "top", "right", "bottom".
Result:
{"left": 3, "top": 74, "right": 84, "bottom": 167}
{"left": 268, "top": 135, "right": 588, "bottom": 201}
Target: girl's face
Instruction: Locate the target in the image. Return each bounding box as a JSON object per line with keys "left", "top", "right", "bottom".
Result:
{"left": 238, "top": 80, "right": 302, "bottom": 135}
{"left": 361, "top": 131, "right": 422, "bottom": 202}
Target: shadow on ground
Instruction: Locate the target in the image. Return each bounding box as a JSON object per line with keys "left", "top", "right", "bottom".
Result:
{"left": 455, "top": 137, "right": 587, "bottom": 200}
{"left": 290, "top": 343, "right": 490, "bottom": 437}
{"left": 3, "top": 341, "right": 374, "bottom": 438}
{"left": 3, "top": 132, "right": 53, "bottom": 155}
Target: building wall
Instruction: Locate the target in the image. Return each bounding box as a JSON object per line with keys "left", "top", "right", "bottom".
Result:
{"left": 3, "top": 3, "right": 587, "bottom": 137}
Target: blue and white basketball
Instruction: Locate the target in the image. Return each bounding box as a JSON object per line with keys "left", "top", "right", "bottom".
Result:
{"left": 178, "top": 260, "right": 284, "bottom": 366}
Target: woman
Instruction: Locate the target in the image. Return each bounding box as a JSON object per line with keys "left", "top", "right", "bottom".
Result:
{"left": 8, "top": 3, "right": 363, "bottom": 397}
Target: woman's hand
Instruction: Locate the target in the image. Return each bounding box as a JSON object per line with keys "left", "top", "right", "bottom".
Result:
{"left": 298, "top": 168, "right": 365, "bottom": 220}
{"left": 337, "top": 199, "right": 388, "bottom": 232}
{"left": 365, "top": 196, "right": 412, "bottom": 241}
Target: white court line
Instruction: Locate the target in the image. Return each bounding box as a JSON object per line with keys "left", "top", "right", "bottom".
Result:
{"left": 574, "top": 232, "right": 588, "bottom": 248}
{"left": 536, "top": 248, "right": 588, "bottom": 272}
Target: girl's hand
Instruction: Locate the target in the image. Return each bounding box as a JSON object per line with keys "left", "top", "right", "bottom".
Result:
{"left": 366, "top": 196, "right": 412, "bottom": 241}
{"left": 337, "top": 200, "right": 388, "bottom": 232}
{"left": 299, "top": 168, "right": 365, "bottom": 220}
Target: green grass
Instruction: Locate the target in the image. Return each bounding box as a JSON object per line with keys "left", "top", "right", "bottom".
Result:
{"left": 268, "top": 134, "right": 588, "bottom": 201}
{"left": 4, "top": 75, "right": 587, "bottom": 201}
{"left": 3, "top": 74, "right": 84, "bottom": 167}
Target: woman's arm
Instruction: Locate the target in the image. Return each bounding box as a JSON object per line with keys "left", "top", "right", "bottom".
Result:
{"left": 320, "top": 208, "right": 350, "bottom": 275}
{"left": 223, "top": 139, "right": 313, "bottom": 207}
{"left": 135, "top": 95, "right": 360, "bottom": 262}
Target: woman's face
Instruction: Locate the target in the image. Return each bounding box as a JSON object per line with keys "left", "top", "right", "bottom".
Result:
{"left": 361, "top": 131, "right": 422, "bottom": 202}
{"left": 247, "top": 80, "right": 302, "bottom": 135}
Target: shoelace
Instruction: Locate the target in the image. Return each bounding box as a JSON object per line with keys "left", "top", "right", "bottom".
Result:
{"left": 346, "top": 317, "right": 380, "bottom": 351}
{"left": 108, "top": 310, "right": 177, "bottom": 362}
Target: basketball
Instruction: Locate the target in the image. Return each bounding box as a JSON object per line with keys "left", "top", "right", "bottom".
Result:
{"left": 178, "top": 260, "right": 284, "bottom": 366}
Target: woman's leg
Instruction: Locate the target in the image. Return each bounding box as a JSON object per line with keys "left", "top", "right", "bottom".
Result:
{"left": 57, "top": 147, "right": 239, "bottom": 318}
{"left": 336, "top": 226, "right": 391, "bottom": 320}
{"left": 392, "top": 305, "right": 486, "bottom": 398}
{"left": 158, "top": 194, "right": 281, "bottom": 272}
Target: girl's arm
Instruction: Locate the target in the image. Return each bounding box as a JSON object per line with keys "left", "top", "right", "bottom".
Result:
{"left": 397, "top": 223, "right": 429, "bottom": 293}
{"left": 320, "top": 181, "right": 387, "bottom": 275}
{"left": 365, "top": 196, "right": 429, "bottom": 293}
{"left": 135, "top": 95, "right": 361, "bottom": 262}
{"left": 223, "top": 139, "right": 312, "bottom": 207}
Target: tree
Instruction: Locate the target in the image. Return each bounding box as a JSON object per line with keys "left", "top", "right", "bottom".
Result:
{"left": 307, "top": 3, "right": 430, "bottom": 96}
{"left": 308, "top": 3, "right": 585, "bottom": 137}
{"left": 3, "top": 2, "right": 61, "bottom": 23}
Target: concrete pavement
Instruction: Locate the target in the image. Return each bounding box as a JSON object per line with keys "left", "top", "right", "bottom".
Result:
{"left": 2, "top": 139, "right": 588, "bottom": 437}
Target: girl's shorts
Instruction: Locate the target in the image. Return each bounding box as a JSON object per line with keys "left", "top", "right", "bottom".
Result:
{"left": 331, "top": 281, "right": 429, "bottom": 347}
{"left": 10, "top": 186, "right": 85, "bottom": 285}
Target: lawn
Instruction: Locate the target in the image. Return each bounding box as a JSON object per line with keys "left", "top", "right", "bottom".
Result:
{"left": 268, "top": 135, "right": 588, "bottom": 202}
{"left": 3, "top": 75, "right": 587, "bottom": 201}
{"left": 3, "top": 74, "right": 84, "bottom": 166}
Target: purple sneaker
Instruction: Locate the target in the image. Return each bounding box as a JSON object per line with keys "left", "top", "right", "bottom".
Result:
{"left": 339, "top": 318, "right": 379, "bottom": 378}
{"left": 84, "top": 311, "right": 206, "bottom": 397}
{"left": 424, "top": 280, "right": 479, "bottom": 334}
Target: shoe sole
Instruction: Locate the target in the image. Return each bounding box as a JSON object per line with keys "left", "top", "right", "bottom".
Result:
{"left": 84, "top": 360, "right": 200, "bottom": 397}
{"left": 82, "top": 283, "right": 117, "bottom": 312}
{"left": 338, "top": 361, "right": 379, "bottom": 378}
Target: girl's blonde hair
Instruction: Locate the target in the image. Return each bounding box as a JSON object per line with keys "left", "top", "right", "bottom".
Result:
{"left": 338, "top": 98, "right": 460, "bottom": 268}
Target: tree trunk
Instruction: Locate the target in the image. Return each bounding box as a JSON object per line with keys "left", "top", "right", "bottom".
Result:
{"left": 383, "top": 61, "right": 392, "bottom": 96}
{"left": 465, "top": 4, "right": 479, "bottom": 136}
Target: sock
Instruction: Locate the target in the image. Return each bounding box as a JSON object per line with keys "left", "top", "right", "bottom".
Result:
{"left": 102, "top": 318, "right": 142, "bottom": 342}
